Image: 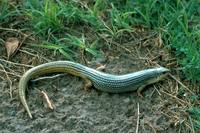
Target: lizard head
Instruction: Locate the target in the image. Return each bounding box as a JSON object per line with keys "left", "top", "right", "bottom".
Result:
{"left": 156, "top": 67, "right": 170, "bottom": 80}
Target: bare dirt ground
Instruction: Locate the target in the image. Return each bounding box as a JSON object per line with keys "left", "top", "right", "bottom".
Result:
{"left": 0, "top": 31, "right": 196, "bottom": 132}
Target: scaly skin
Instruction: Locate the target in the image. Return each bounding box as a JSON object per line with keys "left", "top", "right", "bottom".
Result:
{"left": 19, "top": 61, "right": 169, "bottom": 118}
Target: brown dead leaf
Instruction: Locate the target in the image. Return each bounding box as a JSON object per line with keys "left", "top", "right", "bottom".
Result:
{"left": 5, "top": 37, "right": 19, "bottom": 59}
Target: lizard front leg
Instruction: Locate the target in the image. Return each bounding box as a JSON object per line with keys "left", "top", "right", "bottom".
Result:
{"left": 137, "top": 85, "right": 146, "bottom": 98}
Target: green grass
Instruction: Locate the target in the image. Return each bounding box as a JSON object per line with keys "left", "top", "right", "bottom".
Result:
{"left": 0, "top": 0, "right": 200, "bottom": 130}
{"left": 31, "top": 34, "right": 100, "bottom": 60}
{"left": 25, "top": 0, "right": 64, "bottom": 34}
{"left": 25, "top": 0, "right": 103, "bottom": 34}
{"left": 0, "top": 0, "right": 22, "bottom": 25}
{"left": 188, "top": 107, "right": 200, "bottom": 130}
{"left": 112, "top": 0, "right": 200, "bottom": 83}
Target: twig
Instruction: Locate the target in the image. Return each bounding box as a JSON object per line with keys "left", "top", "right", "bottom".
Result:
{"left": 11, "top": 33, "right": 35, "bottom": 58}
{"left": 0, "top": 64, "right": 13, "bottom": 98}
{"left": 0, "top": 58, "right": 33, "bottom": 68}
{"left": 0, "top": 27, "right": 34, "bottom": 40}
{"left": 161, "top": 112, "right": 191, "bottom": 132}
{"left": 154, "top": 85, "right": 161, "bottom": 96}
{"left": 80, "top": 49, "right": 88, "bottom": 66}
{"left": 98, "top": 33, "right": 132, "bottom": 54}
{"left": 169, "top": 73, "right": 194, "bottom": 95}
{"left": 149, "top": 85, "right": 161, "bottom": 98}
{"left": 145, "top": 121, "right": 156, "bottom": 133}
{"left": 31, "top": 73, "right": 67, "bottom": 82}
{"left": 135, "top": 103, "right": 140, "bottom": 133}
{"left": 188, "top": 115, "right": 195, "bottom": 133}
{"left": 184, "top": 121, "right": 193, "bottom": 133}
{"left": 0, "top": 75, "right": 4, "bottom": 80}
{"left": 41, "top": 91, "right": 54, "bottom": 110}
{"left": 0, "top": 27, "right": 24, "bottom": 34}
{"left": 20, "top": 48, "right": 50, "bottom": 62}
{"left": 161, "top": 112, "right": 171, "bottom": 119}
{"left": 19, "top": 49, "right": 39, "bottom": 58}
{"left": 0, "top": 69, "right": 21, "bottom": 77}
{"left": 161, "top": 90, "right": 189, "bottom": 106}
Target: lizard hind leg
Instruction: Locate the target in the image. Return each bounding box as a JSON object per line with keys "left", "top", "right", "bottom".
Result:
{"left": 137, "top": 85, "right": 146, "bottom": 98}
{"left": 83, "top": 78, "right": 92, "bottom": 91}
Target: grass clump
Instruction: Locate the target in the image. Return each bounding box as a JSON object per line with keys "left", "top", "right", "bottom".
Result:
{"left": 25, "top": 0, "right": 103, "bottom": 35}
{"left": 0, "top": 0, "right": 22, "bottom": 26}
{"left": 99, "top": 3, "right": 135, "bottom": 39}
{"left": 65, "top": 34, "right": 100, "bottom": 57}
{"left": 129, "top": 0, "right": 200, "bottom": 83}
{"left": 24, "top": 0, "right": 103, "bottom": 58}
{"left": 25, "top": 0, "right": 63, "bottom": 34}
{"left": 31, "top": 34, "right": 100, "bottom": 60}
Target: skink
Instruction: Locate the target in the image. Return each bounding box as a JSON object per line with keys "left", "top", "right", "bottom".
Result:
{"left": 19, "top": 61, "right": 169, "bottom": 118}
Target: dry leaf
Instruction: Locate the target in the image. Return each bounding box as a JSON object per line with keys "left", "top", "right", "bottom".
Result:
{"left": 41, "top": 91, "right": 54, "bottom": 110}
{"left": 96, "top": 64, "right": 106, "bottom": 71}
{"left": 5, "top": 37, "right": 19, "bottom": 59}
